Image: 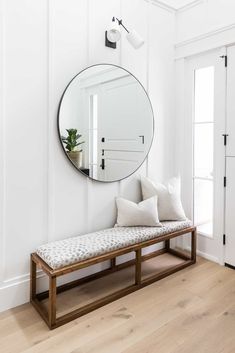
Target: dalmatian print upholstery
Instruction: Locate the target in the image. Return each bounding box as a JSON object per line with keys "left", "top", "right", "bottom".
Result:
{"left": 36, "top": 220, "right": 192, "bottom": 269}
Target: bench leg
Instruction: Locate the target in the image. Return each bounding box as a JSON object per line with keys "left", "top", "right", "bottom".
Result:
{"left": 135, "top": 249, "right": 142, "bottom": 285}
{"left": 30, "top": 255, "right": 37, "bottom": 301}
{"left": 48, "top": 276, "right": 57, "bottom": 328}
{"left": 165, "top": 239, "right": 170, "bottom": 251}
{"left": 110, "top": 258, "right": 116, "bottom": 269}
{"left": 191, "top": 229, "right": 197, "bottom": 263}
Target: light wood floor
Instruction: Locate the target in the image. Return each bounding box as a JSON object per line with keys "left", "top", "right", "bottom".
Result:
{"left": 1, "top": 256, "right": 235, "bottom": 353}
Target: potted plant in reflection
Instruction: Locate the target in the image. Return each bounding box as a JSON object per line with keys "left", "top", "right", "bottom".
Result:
{"left": 61, "top": 129, "right": 84, "bottom": 168}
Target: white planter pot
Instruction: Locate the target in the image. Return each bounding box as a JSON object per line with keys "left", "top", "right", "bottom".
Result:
{"left": 68, "top": 151, "right": 83, "bottom": 168}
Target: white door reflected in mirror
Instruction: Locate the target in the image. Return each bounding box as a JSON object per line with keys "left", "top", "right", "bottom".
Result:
{"left": 58, "top": 64, "right": 154, "bottom": 182}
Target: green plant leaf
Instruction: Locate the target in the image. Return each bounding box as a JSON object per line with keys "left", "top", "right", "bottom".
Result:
{"left": 62, "top": 128, "right": 84, "bottom": 152}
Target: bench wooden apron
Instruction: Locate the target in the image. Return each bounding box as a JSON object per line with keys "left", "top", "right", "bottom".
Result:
{"left": 30, "top": 221, "right": 197, "bottom": 329}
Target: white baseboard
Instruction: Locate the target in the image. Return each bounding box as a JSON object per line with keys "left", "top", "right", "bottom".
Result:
{"left": 185, "top": 246, "right": 219, "bottom": 264}
{"left": 0, "top": 280, "right": 30, "bottom": 313}
{"left": 0, "top": 247, "right": 164, "bottom": 313}
{"left": 0, "top": 263, "right": 110, "bottom": 313}
{"left": 0, "top": 272, "right": 47, "bottom": 313}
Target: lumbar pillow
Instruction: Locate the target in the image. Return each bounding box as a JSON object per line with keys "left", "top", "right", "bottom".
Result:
{"left": 116, "top": 196, "right": 162, "bottom": 227}
{"left": 141, "top": 176, "right": 187, "bottom": 221}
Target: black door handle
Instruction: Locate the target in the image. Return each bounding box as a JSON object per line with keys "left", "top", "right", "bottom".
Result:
{"left": 100, "top": 159, "right": 105, "bottom": 170}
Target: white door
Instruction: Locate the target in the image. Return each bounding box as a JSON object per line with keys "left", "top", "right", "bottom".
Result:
{"left": 225, "top": 157, "right": 235, "bottom": 267}
{"left": 225, "top": 45, "right": 235, "bottom": 267}
{"left": 185, "top": 48, "right": 226, "bottom": 264}
{"left": 83, "top": 76, "right": 152, "bottom": 181}
{"left": 226, "top": 46, "right": 235, "bottom": 156}
{"left": 97, "top": 76, "right": 152, "bottom": 182}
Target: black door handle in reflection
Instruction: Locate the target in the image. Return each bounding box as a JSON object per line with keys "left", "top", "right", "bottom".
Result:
{"left": 100, "top": 159, "right": 105, "bottom": 170}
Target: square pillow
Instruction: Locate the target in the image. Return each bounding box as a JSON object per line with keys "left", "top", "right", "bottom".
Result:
{"left": 116, "top": 196, "right": 162, "bottom": 227}
{"left": 141, "top": 176, "right": 187, "bottom": 221}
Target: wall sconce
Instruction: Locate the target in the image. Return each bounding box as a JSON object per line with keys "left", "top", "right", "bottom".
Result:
{"left": 105, "top": 17, "right": 145, "bottom": 50}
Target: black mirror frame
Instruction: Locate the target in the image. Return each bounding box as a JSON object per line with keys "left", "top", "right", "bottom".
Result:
{"left": 57, "top": 63, "right": 154, "bottom": 183}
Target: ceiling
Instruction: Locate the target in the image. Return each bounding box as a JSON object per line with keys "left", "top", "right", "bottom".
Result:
{"left": 156, "top": 0, "right": 200, "bottom": 10}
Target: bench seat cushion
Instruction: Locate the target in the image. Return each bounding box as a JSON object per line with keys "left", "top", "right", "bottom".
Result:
{"left": 36, "top": 220, "right": 192, "bottom": 270}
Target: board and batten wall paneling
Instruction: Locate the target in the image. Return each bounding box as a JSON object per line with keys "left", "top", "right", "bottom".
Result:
{"left": 89, "top": 0, "right": 121, "bottom": 66}
{"left": 148, "top": 3, "right": 176, "bottom": 182}
{"left": 49, "top": 0, "right": 88, "bottom": 241}
{"left": 87, "top": 0, "right": 121, "bottom": 233}
{"left": 176, "top": 1, "right": 207, "bottom": 44}
{"left": 119, "top": 0, "right": 149, "bottom": 202}
{"left": 121, "top": 0, "right": 149, "bottom": 87}
{"left": 0, "top": 0, "right": 176, "bottom": 312}
{"left": 0, "top": 0, "right": 49, "bottom": 311}
{"left": 176, "top": 0, "right": 235, "bottom": 48}
{"left": 3, "top": 0, "right": 48, "bottom": 281}
{"left": 0, "top": 0, "right": 5, "bottom": 288}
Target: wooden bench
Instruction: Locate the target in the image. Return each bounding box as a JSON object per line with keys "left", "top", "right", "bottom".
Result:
{"left": 30, "top": 221, "right": 197, "bottom": 329}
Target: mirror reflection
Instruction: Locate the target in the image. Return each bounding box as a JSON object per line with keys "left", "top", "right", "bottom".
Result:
{"left": 58, "top": 64, "right": 154, "bottom": 182}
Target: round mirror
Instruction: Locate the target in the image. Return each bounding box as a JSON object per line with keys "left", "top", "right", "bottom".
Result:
{"left": 58, "top": 64, "right": 154, "bottom": 182}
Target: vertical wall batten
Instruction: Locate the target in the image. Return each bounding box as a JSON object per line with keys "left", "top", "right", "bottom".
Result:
{"left": 145, "top": 0, "right": 151, "bottom": 177}
{"left": 47, "top": 0, "right": 52, "bottom": 243}
{"left": 86, "top": 0, "right": 92, "bottom": 233}
{"left": 118, "top": 0, "right": 123, "bottom": 197}
{"left": 0, "top": 0, "right": 6, "bottom": 287}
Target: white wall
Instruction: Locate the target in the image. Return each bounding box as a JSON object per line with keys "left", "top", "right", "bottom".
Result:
{"left": 176, "top": 0, "right": 235, "bottom": 58}
{"left": 176, "top": 0, "right": 235, "bottom": 44}
{"left": 0, "top": 0, "right": 175, "bottom": 312}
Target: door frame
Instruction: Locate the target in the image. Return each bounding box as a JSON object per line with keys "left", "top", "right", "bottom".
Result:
{"left": 224, "top": 44, "right": 235, "bottom": 267}
{"left": 183, "top": 47, "right": 226, "bottom": 265}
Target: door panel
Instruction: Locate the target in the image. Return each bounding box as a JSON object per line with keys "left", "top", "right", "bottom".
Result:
{"left": 102, "top": 154, "right": 141, "bottom": 181}
{"left": 98, "top": 76, "right": 152, "bottom": 181}
{"left": 225, "top": 157, "right": 235, "bottom": 267}
{"left": 185, "top": 48, "right": 226, "bottom": 264}
{"left": 226, "top": 46, "right": 235, "bottom": 156}
{"left": 225, "top": 44, "right": 235, "bottom": 266}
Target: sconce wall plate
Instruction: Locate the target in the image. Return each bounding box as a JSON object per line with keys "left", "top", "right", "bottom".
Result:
{"left": 105, "top": 31, "right": 117, "bottom": 49}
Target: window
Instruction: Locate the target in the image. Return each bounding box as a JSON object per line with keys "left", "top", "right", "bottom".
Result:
{"left": 193, "top": 66, "right": 214, "bottom": 237}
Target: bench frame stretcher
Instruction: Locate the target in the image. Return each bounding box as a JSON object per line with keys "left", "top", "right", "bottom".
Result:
{"left": 30, "top": 226, "right": 197, "bottom": 329}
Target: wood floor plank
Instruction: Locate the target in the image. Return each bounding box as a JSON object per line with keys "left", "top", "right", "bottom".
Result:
{"left": 0, "top": 257, "right": 235, "bottom": 353}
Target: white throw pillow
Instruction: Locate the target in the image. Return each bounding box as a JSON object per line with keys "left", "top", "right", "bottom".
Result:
{"left": 141, "top": 176, "right": 187, "bottom": 221}
{"left": 116, "top": 196, "right": 162, "bottom": 227}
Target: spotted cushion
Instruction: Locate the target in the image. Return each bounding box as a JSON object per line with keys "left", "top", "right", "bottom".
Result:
{"left": 36, "top": 220, "right": 192, "bottom": 269}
